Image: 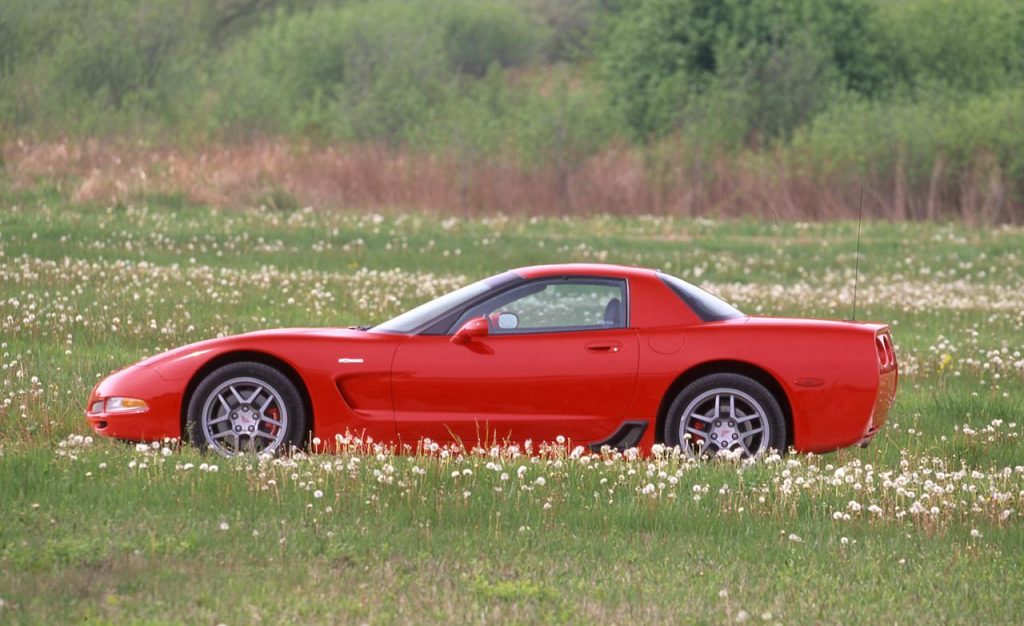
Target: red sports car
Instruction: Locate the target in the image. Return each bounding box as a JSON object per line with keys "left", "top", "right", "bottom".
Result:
{"left": 86, "top": 263, "right": 898, "bottom": 458}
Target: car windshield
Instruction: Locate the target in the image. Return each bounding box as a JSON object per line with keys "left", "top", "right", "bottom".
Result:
{"left": 371, "top": 272, "right": 517, "bottom": 334}
{"left": 658, "top": 273, "right": 744, "bottom": 321}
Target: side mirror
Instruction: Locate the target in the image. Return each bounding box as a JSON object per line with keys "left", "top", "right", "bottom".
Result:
{"left": 451, "top": 316, "right": 489, "bottom": 344}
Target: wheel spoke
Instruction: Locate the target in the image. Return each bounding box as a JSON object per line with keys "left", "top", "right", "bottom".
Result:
{"left": 690, "top": 411, "right": 713, "bottom": 423}
{"left": 212, "top": 429, "right": 235, "bottom": 440}
{"left": 229, "top": 385, "right": 245, "bottom": 404}
{"left": 740, "top": 427, "right": 764, "bottom": 439}
{"left": 684, "top": 425, "right": 707, "bottom": 439}
{"left": 246, "top": 385, "right": 263, "bottom": 404}
{"left": 208, "top": 414, "right": 230, "bottom": 427}
{"left": 713, "top": 395, "right": 721, "bottom": 419}
{"left": 217, "top": 393, "right": 232, "bottom": 412}
{"left": 260, "top": 415, "right": 283, "bottom": 428}
{"left": 735, "top": 413, "right": 761, "bottom": 424}
{"left": 729, "top": 395, "right": 736, "bottom": 418}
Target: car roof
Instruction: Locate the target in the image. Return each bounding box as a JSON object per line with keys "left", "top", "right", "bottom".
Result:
{"left": 511, "top": 263, "right": 659, "bottom": 280}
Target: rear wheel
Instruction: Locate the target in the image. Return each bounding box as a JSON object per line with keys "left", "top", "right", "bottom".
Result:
{"left": 187, "top": 362, "right": 307, "bottom": 456}
{"left": 664, "top": 373, "right": 786, "bottom": 459}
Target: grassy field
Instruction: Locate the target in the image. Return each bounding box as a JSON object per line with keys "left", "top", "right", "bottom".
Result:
{"left": 1, "top": 191, "right": 1023, "bottom": 624}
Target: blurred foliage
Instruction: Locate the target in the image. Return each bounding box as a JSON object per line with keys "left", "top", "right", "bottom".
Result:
{"left": 600, "top": 0, "right": 884, "bottom": 143}
{"left": 1, "top": 0, "right": 1023, "bottom": 212}
{"left": 791, "top": 88, "right": 1024, "bottom": 187}
{"left": 873, "top": 0, "right": 1023, "bottom": 94}
{"left": 200, "top": 0, "right": 548, "bottom": 143}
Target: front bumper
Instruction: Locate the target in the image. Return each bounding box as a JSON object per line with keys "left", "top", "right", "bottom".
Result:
{"left": 85, "top": 366, "right": 181, "bottom": 442}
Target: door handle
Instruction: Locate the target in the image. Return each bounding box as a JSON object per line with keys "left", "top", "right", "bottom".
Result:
{"left": 585, "top": 342, "right": 621, "bottom": 353}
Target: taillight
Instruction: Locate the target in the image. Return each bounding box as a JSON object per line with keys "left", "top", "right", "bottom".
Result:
{"left": 876, "top": 332, "right": 896, "bottom": 371}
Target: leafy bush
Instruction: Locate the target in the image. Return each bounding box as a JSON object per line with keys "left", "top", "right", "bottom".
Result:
{"left": 872, "top": 0, "right": 1023, "bottom": 94}
{"left": 1, "top": 0, "right": 1023, "bottom": 219}
{"left": 441, "top": 1, "right": 544, "bottom": 76}
{"left": 212, "top": 0, "right": 544, "bottom": 142}
{"left": 790, "top": 87, "right": 1024, "bottom": 194}
{"left": 1, "top": 0, "right": 205, "bottom": 133}
{"left": 600, "top": 0, "right": 882, "bottom": 142}
{"left": 414, "top": 64, "right": 624, "bottom": 166}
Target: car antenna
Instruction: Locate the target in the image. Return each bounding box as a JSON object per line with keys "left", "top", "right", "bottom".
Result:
{"left": 851, "top": 187, "right": 864, "bottom": 321}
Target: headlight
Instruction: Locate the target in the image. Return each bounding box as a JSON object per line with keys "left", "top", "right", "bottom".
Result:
{"left": 104, "top": 397, "right": 149, "bottom": 414}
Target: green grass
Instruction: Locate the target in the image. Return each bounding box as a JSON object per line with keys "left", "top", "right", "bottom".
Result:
{"left": 1, "top": 195, "right": 1023, "bottom": 624}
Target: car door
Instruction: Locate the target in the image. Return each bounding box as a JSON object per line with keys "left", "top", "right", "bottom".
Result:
{"left": 391, "top": 277, "right": 639, "bottom": 448}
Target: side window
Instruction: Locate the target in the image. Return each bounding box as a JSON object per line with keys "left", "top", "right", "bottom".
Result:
{"left": 454, "top": 278, "right": 627, "bottom": 334}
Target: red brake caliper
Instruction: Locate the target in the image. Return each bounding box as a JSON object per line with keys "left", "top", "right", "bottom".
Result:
{"left": 692, "top": 421, "right": 706, "bottom": 445}
{"left": 265, "top": 407, "right": 280, "bottom": 436}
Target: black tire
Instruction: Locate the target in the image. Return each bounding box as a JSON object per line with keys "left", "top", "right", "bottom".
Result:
{"left": 187, "top": 361, "right": 308, "bottom": 456}
{"left": 663, "top": 373, "right": 786, "bottom": 459}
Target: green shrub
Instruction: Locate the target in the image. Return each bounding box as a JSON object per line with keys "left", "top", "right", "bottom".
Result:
{"left": 1, "top": 0, "right": 1023, "bottom": 214}
{"left": 872, "top": 0, "right": 1023, "bottom": 94}
{"left": 213, "top": 6, "right": 367, "bottom": 135}
{"left": 0, "top": 0, "right": 53, "bottom": 78}
{"left": 512, "top": 74, "right": 623, "bottom": 169}
{"left": 411, "top": 65, "right": 521, "bottom": 156}
{"left": 441, "top": 1, "right": 545, "bottom": 76}
{"left": 516, "top": 0, "right": 602, "bottom": 62}
{"left": 413, "top": 63, "right": 624, "bottom": 163}
{"left": 790, "top": 88, "right": 1024, "bottom": 189}
{"left": 0, "top": 0, "right": 206, "bottom": 134}
{"left": 600, "top": 0, "right": 882, "bottom": 142}
{"left": 211, "top": 0, "right": 544, "bottom": 142}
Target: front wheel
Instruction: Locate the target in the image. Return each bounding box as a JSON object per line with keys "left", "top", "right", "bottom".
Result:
{"left": 664, "top": 373, "right": 786, "bottom": 459}
{"left": 187, "top": 362, "right": 308, "bottom": 456}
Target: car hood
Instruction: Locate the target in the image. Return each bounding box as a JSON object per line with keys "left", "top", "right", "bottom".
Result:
{"left": 131, "top": 327, "right": 378, "bottom": 369}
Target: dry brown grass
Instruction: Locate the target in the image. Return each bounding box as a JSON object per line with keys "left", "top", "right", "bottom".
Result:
{"left": 3, "top": 137, "right": 1018, "bottom": 221}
